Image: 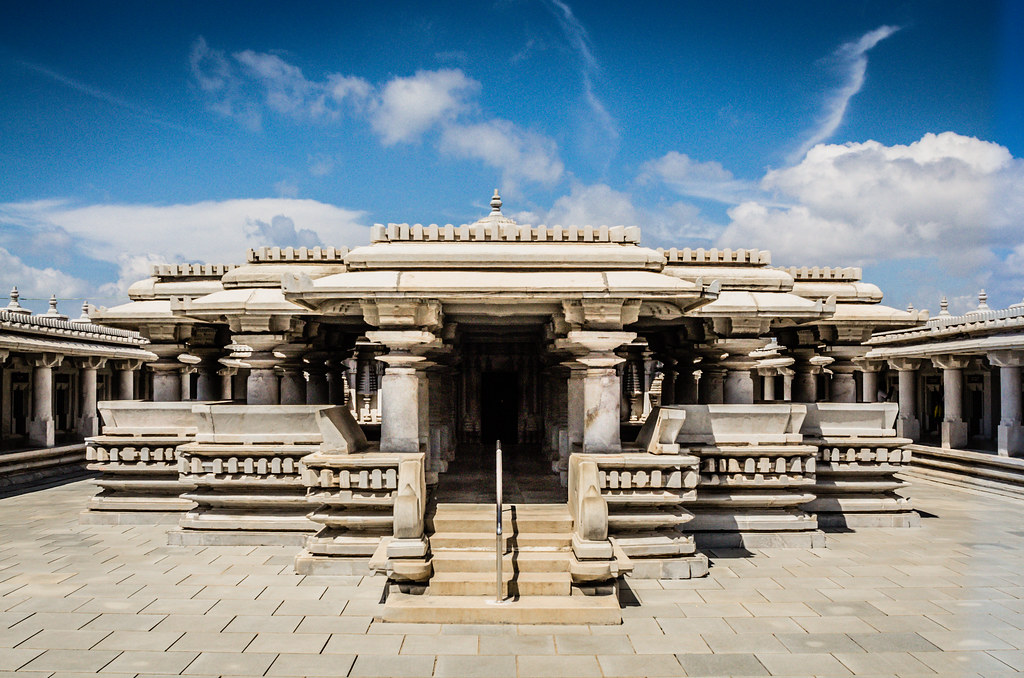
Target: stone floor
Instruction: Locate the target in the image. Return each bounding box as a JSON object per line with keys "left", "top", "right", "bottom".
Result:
{"left": 0, "top": 477, "right": 1023, "bottom": 677}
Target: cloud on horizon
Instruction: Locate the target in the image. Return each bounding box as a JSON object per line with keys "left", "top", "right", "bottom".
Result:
{"left": 189, "top": 39, "right": 564, "bottom": 187}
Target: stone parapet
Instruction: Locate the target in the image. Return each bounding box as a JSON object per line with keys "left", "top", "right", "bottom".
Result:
{"left": 82, "top": 401, "right": 216, "bottom": 523}
{"left": 171, "top": 404, "right": 367, "bottom": 546}
{"left": 800, "top": 403, "right": 917, "bottom": 528}
{"left": 295, "top": 451, "right": 413, "bottom": 577}
{"left": 577, "top": 452, "right": 706, "bottom": 579}
{"left": 671, "top": 404, "right": 825, "bottom": 549}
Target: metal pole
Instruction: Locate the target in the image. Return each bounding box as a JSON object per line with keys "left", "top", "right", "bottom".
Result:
{"left": 495, "top": 439, "right": 503, "bottom": 603}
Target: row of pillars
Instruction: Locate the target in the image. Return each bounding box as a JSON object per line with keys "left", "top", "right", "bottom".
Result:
{"left": 889, "top": 351, "right": 1024, "bottom": 455}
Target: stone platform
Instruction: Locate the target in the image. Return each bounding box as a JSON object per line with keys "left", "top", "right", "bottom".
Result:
{"left": 0, "top": 477, "right": 1023, "bottom": 676}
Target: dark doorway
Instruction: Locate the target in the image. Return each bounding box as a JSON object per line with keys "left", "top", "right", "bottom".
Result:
{"left": 481, "top": 371, "right": 518, "bottom": 445}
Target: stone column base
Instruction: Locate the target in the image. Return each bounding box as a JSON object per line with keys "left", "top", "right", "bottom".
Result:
{"left": 28, "top": 418, "right": 55, "bottom": 448}
{"left": 896, "top": 417, "right": 920, "bottom": 441}
{"left": 941, "top": 420, "right": 968, "bottom": 449}
{"left": 998, "top": 423, "right": 1024, "bottom": 456}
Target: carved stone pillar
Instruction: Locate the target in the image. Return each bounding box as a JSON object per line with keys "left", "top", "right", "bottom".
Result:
{"left": 888, "top": 358, "right": 921, "bottom": 440}
{"left": 988, "top": 350, "right": 1024, "bottom": 456}
{"left": 149, "top": 345, "right": 185, "bottom": 402}
{"left": 116, "top": 359, "right": 142, "bottom": 400}
{"left": 856, "top": 359, "right": 885, "bottom": 403}
{"left": 368, "top": 330, "right": 436, "bottom": 455}
{"left": 932, "top": 355, "right": 971, "bottom": 449}
{"left": 179, "top": 365, "right": 196, "bottom": 401}
{"left": 713, "top": 338, "right": 765, "bottom": 405}
{"left": 829, "top": 361, "right": 858, "bottom": 403}
{"left": 217, "top": 366, "right": 236, "bottom": 400}
{"left": 659, "top": 359, "right": 676, "bottom": 406}
{"left": 77, "top": 356, "right": 106, "bottom": 437}
{"left": 304, "top": 354, "right": 330, "bottom": 405}
{"left": 791, "top": 352, "right": 833, "bottom": 403}
{"left": 29, "top": 353, "right": 62, "bottom": 447}
{"left": 234, "top": 334, "right": 286, "bottom": 405}
{"left": 561, "top": 360, "right": 587, "bottom": 462}
{"left": 274, "top": 344, "right": 308, "bottom": 405}
{"left": 561, "top": 330, "right": 636, "bottom": 454}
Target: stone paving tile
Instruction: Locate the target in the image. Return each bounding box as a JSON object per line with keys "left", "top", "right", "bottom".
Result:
{"left": 151, "top": 613, "right": 233, "bottom": 633}
{"left": 433, "top": 654, "right": 515, "bottom": 677}
{"left": 223, "top": 613, "right": 302, "bottom": 633}
{"left": 103, "top": 649, "right": 199, "bottom": 674}
{"left": 912, "top": 650, "right": 1021, "bottom": 675}
{"left": 917, "top": 629, "right": 1017, "bottom": 651}
{"left": 324, "top": 632, "right": 403, "bottom": 655}
{"left": 478, "top": 634, "right": 550, "bottom": 654}
{"left": 91, "top": 629, "right": 184, "bottom": 651}
{"left": 516, "top": 654, "right": 603, "bottom": 677}
{"left": 20, "top": 648, "right": 121, "bottom": 672}
{"left": 348, "top": 654, "right": 435, "bottom": 677}
{"left": 987, "top": 649, "right": 1024, "bottom": 672}
{"left": 703, "top": 631, "right": 789, "bottom": 653}
{"left": 775, "top": 632, "right": 865, "bottom": 654}
{"left": 295, "top": 615, "right": 372, "bottom": 634}
{"left": 0, "top": 648, "right": 44, "bottom": 671}
{"left": 596, "top": 653, "right": 683, "bottom": 677}
{"left": 628, "top": 632, "right": 710, "bottom": 654}
{"left": 180, "top": 650, "right": 278, "bottom": 675}
{"left": 726, "top": 616, "right": 809, "bottom": 634}
{"left": 247, "top": 631, "right": 330, "bottom": 654}
{"left": 755, "top": 651, "right": 852, "bottom": 676}
{"left": 847, "top": 631, "right": 941, "bottom": 652}
{"left": 265, "top": 652, "right": 357, "bottom": 676}
{"left": 833, "top": 650, "right": 937, "bottom": 675}
{"left": 554, "top": 633, "right": 634, "bottom": 654}
{"left": 17, "top": 628, "right": 110, "bottom": 649}
{"left": 675, "top": 652, "right": 770, "bottom": 676}
{"left": 170, "top": 631, "right": 257, "bottom": 653}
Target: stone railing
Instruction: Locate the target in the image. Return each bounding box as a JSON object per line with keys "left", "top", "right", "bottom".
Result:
{"left": 295, "top": 452, "right": 427, "bottom": 578}
{"left": 576, "top": 445, "right": 704, "bottom": 579}
{"left": 83, "top": 401, "right": 212, "bottom": 524}
{"left": 173, "top": 404, "right": 367, "bottom": 546}
{"left": 568, "top": 455, "right": 616, "bottom": 584}
{"left": 247, "top": 246, "right": 349, "bottom": 263}
{"left": 905, "top": 444, "right": 1024, "bottom": 499}
{"left": 370, "top": 222, "right": 642, "bottom": 244}
{"left": 800, "top": 403, "right": 917, "bottom": 528}
{"left": 661, "top": 247, "right": 770, "bottom": 265}
{"left": 0, "top": 444, "right": 88, "bottom": 492}
{"left": 669, "top": 404, "right": 823, "bottom": 548}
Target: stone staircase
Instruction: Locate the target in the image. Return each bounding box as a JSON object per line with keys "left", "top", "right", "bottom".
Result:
{"left": 381, "top": 503, "right": 621, "bottom": 624}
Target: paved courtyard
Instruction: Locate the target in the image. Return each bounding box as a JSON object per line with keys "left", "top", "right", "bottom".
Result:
{"left": 0, "top": 478, "right": 1022, "bottom": 677}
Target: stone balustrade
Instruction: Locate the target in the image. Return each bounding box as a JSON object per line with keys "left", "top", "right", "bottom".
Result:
{"left": 668, "top": 404, "right": 824, "bottom": 548}
{"left": 172, "top": 404, "right": 366, "bottom": 546}
{"left": 82, "top": 401, "right": 214, "bottom": 524}
{"left": 295, "top": 452, "right": 428, "bottom": 578}
{"left": 798, "top": 403, "right": 916, "bottom": 528}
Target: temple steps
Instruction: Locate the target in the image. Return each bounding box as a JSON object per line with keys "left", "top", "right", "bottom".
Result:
{"left": 381, "top": 502, "right": 621, "bottom": 623}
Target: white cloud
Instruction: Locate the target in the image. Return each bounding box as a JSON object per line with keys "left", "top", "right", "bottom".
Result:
{"left": 790, "top": 25, "right": 900, "bottom": 162}
{"left": 0, "top": 246, "right": 91, "bottom": 309}
{"left": 307, "top": 153, "right": 335, "bottom": 177}
{"left": 543, "top": 0, "right": 618, "bottom": 147}
{"left": 720, "top": 132, "right": 1024, "bottom": 303}
{"left": 370, "top": 69, "right": 477, "bottom": 145}
{"left": 439, "top": 120, "right": 564, "bottom": 187}
{"left": 190, "top": 40, "right": 564, "bottom": 186}
{"left": 0, "top": 198, "right": 370, "bottom": 303}
{"left": 273, "top": 179, "right": 299, "bottom": 197}
{"left": 640, "top": 151, "right": 756, "bottom": 204}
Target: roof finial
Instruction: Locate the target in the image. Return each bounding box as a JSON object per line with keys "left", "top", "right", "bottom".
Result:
{"left": 47, "top": 294, "right": 59, "bottom": 315}
{"left": 72, "top": 300, "right": 91, "bottom": 324}
{"left": 939, "top": 296, "right": 949, "bottom": 316}
{"left": 977, "top": 289, "right": 989, "bottom": 310}
{"left": 907, "top": 302, "right": 915, "bottom": 312}
{"left": 6, "top": 286, "right": 30, "bottom": 315}
{"left": 490, "top": 189, "right": 502, "bottom": 215}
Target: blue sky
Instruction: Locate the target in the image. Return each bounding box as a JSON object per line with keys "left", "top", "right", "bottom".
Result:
{"left": 1, "top": 1, "right": 1021, "bottom": 315}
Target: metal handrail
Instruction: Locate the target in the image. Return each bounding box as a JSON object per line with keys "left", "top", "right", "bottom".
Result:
{"left": 495, "top": 439, "right": 503, "bottom": 603}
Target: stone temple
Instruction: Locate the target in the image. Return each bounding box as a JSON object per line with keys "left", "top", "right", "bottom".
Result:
{"left": 3, "top": 191, "right": 1021, "bottom": 624}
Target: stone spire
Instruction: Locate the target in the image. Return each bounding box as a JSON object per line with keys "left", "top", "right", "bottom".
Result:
{"left": 977, "top": 289, "right": 989, "bottom": 311}
{"left": 43, "top": 294, "right": 68, "bottom": 320}
{"left": 490, "top": 189, "right": 502, "bottom": 215}
{"left": 938, "top": 296, "right": 950, "bottom": 316}
{"left": 6, "top": 286, "right": 30, "bottom": 315}
{"left": 72, "top": 300, "right": 92, "bottom": 324}
{"left": 906, "top": 302, "right": 915, "bottom": 312}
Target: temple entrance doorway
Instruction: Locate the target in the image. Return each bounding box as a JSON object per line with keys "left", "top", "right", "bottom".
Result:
{"left": 432, "top": 331, "right": 564, "bottom": 504}
{"left": 480, "top": 371, "right": 518, "bottom": 446}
